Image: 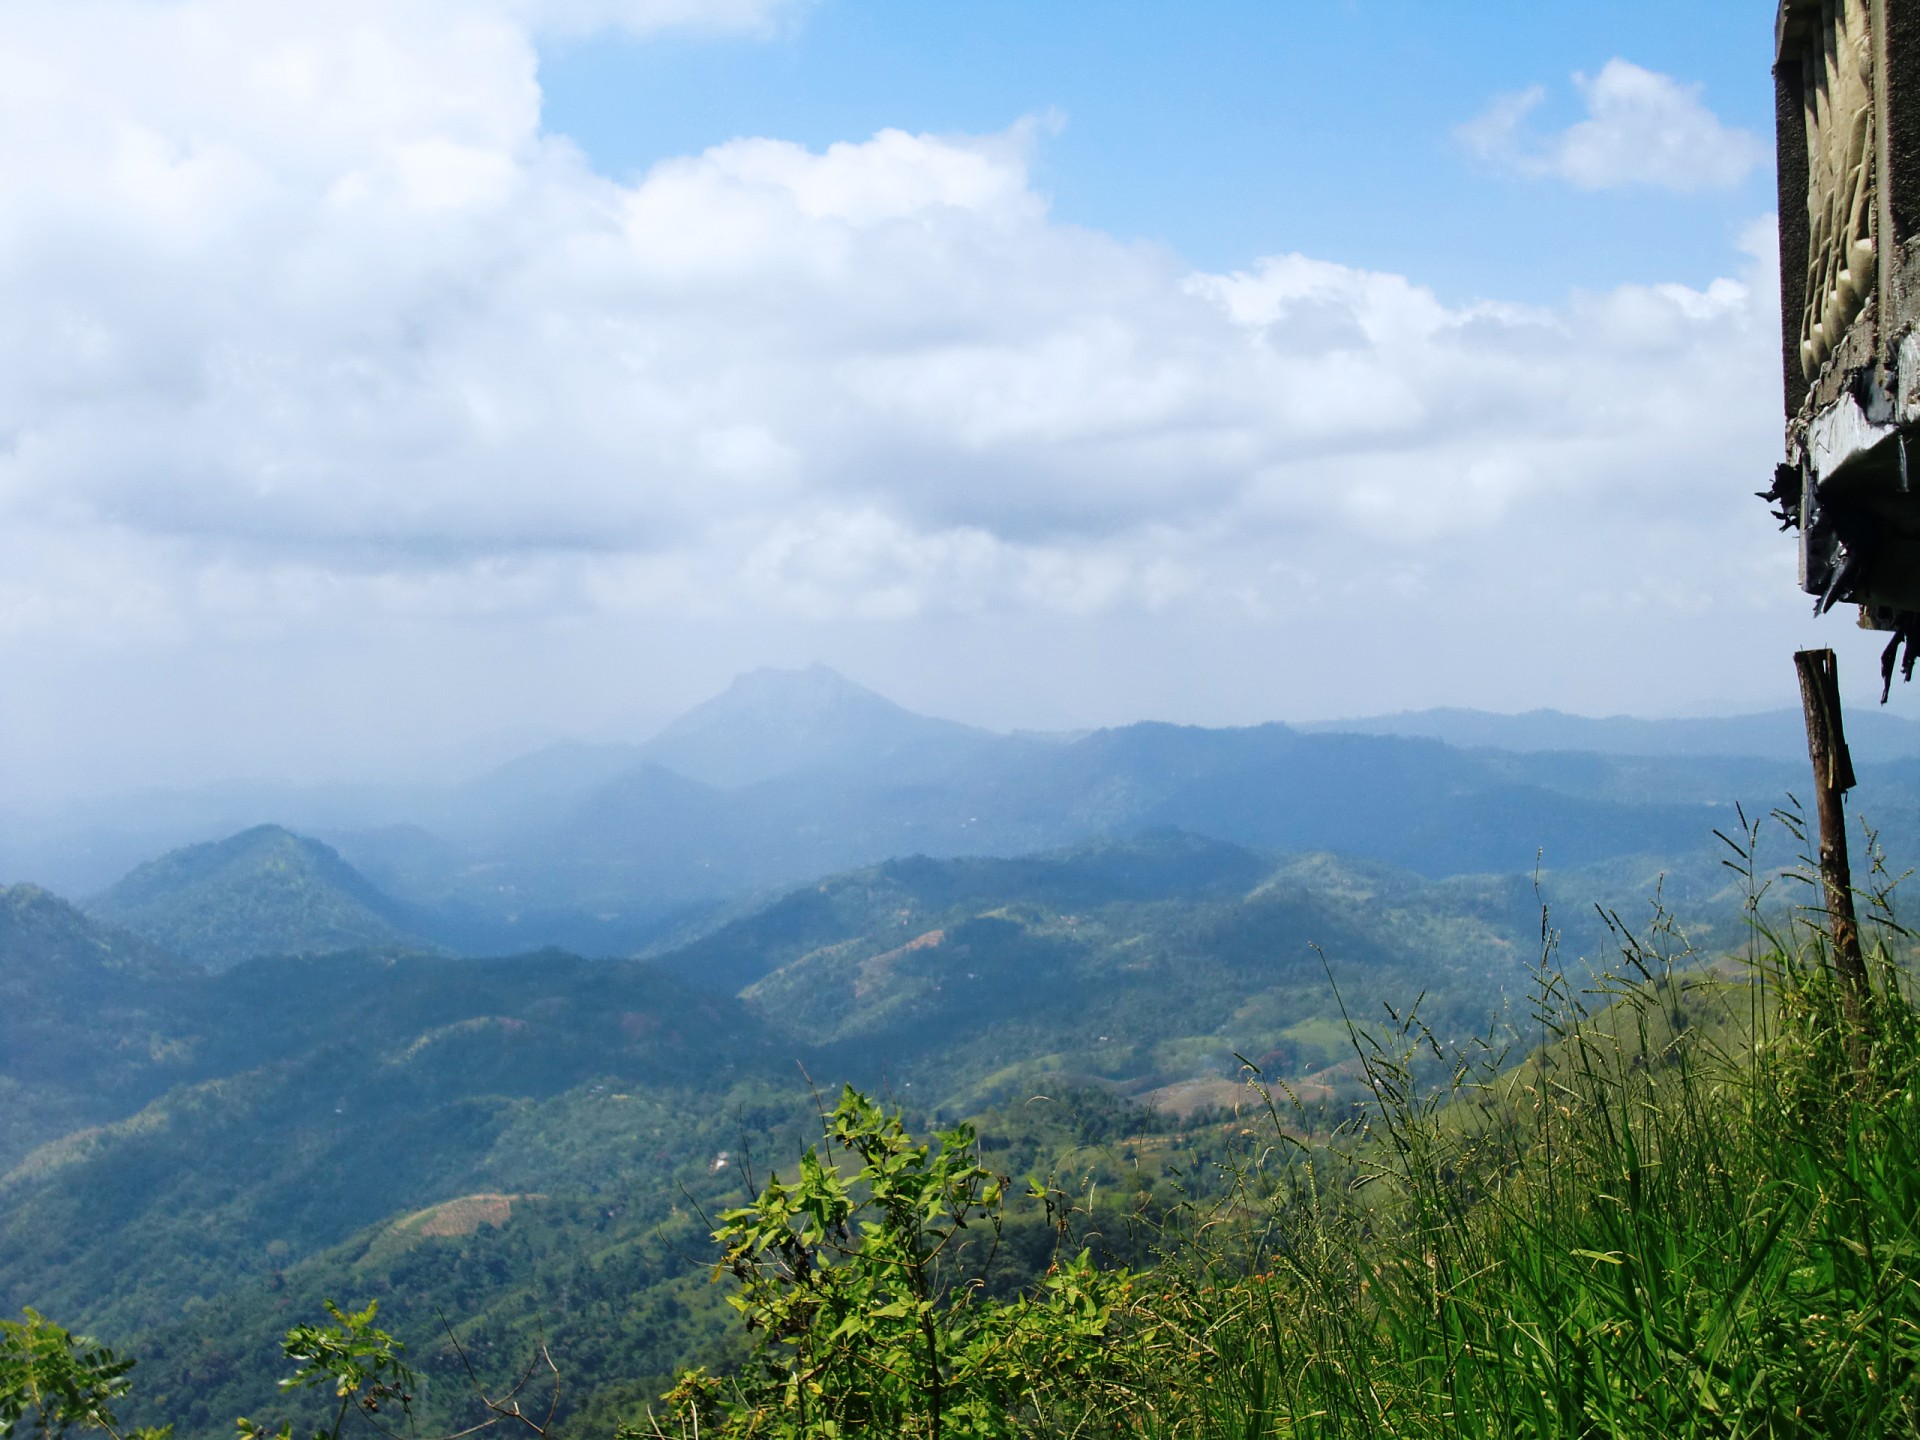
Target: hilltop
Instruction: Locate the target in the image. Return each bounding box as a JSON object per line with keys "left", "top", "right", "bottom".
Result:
{"left": 84, "top": 824, "right": 433, "bottom": 969}
{"left": 637, "top": 662, "right": 993, "bottom": 788}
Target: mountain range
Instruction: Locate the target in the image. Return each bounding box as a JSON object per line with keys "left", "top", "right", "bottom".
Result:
{"left": 1, "top": 824, "right": 1572, "bottom": 1438}
{"left": 6, "top": 664, "right": 1900, "bottom": 962}
{"left": 0, "top": 664, "right": 1889, "bottom": 1439}
{"left": 1301, "top": 704, "right": 1920, "bottom": 762}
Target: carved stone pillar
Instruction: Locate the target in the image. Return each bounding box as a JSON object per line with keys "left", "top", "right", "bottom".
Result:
{"left": 1771, "top": 0, "right": 1920, "bottom": 694}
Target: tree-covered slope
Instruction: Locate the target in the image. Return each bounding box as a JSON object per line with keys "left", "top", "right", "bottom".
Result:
{"left": 0, "top": 945, "right": 786, "bottom": 1341}
{"left": 646, "top": 831, "right": 1557, "bottom": 1115}
{"left": 84, "top": 825, "right": 433, "bottom": 969}
{"left": 1, "top": 826, "right": 1731, "bottom": 1440}
{"left": 98, "top": 1078, "right": 824, "bottom": 1440}
{"left": 0, "top": 885, "right": 206, "bottom": 1169}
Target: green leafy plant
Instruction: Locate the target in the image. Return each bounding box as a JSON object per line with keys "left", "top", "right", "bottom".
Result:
{"left": 0, "top": 1309, "right": 168, "bottom": 1440}
{"left": 235, "top": 1301, "right": 415, "bottom": 1440}
{"left": 652, "top": 1085, "right": 1145, "bottom": 1439}
{"left": 233, "top": 1298, "right": 563, "bottom": 1440}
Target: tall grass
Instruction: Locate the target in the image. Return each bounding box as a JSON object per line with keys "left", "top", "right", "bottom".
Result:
{"left": 1129, "top": 817, "right": 1920, "bottom": 1438}
{"left": 637, "top": 814, "right": 1920, "bottom": 1438}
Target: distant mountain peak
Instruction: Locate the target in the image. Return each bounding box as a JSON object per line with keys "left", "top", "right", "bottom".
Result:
{"left": 657, "top": 665, "right": 910, "bottom": 731}
{"left": 641, "top": 665, "right": 987, "bottom": 788}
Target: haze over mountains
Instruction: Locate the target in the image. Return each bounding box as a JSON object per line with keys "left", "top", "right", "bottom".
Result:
{"left": 9, "top": 663, "right": 1920, "bottom": 962}
{"left": 639, "top": 663, "right": 995, "bottom": 788}
{"left": 1303, "top": 705, "right": 1920, "bottom": 762}
{"left": 85, "top": 825, "right": 433, "bottom": 970}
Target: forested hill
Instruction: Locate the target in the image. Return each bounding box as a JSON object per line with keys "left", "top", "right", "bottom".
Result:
{"left": 0, "top": 898, "right": 783, "bottom": 1339}
{"left": 0, "top": 671, "right": 1878, "bottom": 1436}
{"left": 0, "top": 885, "right": 203, "bottom": 1170}
{"left": 84, "top": 824, "right": 434, "bottom": 969}
{"left": 653, "top": 831, "right": 1571, "bottom": 1112}
{"left": 0, "top": 827, "right": 1590, "bottom": 1437}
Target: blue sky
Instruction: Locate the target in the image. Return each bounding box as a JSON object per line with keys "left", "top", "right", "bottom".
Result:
{"left": 0, "top": 0, "right": 1884, "bottom": 798}
{"left": 540, "top": 0, "right": 1777, "bottom": 299}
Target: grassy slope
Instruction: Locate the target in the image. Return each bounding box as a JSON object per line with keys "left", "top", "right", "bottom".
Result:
{"left": 1111, "top": 925, "right": 1920, "bottom": 1437}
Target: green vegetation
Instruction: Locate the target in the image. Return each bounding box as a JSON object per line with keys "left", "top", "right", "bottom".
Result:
{"left": 13, "top": 818, "right": 1920, "bottom": 1437}
{"left": 0, "top": 947, "right": 785, "bottom": 1361}
{"left": 664, "top": 1087, "right": 1137, "bottom": 1438}
{"left": 17, "top": 879, "right": 1917, "bottom": 1437}
{"left": 232, "top": 1301, "right": 417, "bottom": 1440}
{"left": 1, "top": 1310, "right": 167, "bottom": 1440}
{"left": 0, "top": 887, "right": 204, "bottom": 1171}
{"left": 3, "top": 831, "right": 1534, "bottom": 1437}
{"left": 1, "top": 833, "right": 1545, "bottom": 1351}
{"left": 84, "top": 827, "right": 431, "bottom": 971}
{"left": 633, "top": 834, "right": 1920, "bottom": 1436}
{"left": 664, "top": 834, "right": 1557, "bottom": 1110}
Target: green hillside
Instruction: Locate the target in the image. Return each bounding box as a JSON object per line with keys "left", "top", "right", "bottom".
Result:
{"left": 84, "top": 825, "right": 433, "bottom": 969}
{"left": 60, "top": 1076, "right": 820, "bottom": 1440}
{"left": 25, "top": 905, "right": 1917, "bottom": 1440}
{"left": 722, "top": 839, "right": 1543, "bottom": 1111}
{"left": 88, "top": 1082, "right": 1215, "bottom": 1440}
{"left": 0, "top": 829, "right": 1590, "bottom": 1438}
{"left": 0, "top": 944, "right": 784, "bottom": 1330}
{"left": 0, "top": 885, "right": 208, "bottom": 1170}
{"left": 12, "top": 820, "right": 1850, "bottom": 1440}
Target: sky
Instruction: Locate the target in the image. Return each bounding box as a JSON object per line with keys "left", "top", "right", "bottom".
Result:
{"left": 0, "top": 0, "right": 1894, "bottom": 799}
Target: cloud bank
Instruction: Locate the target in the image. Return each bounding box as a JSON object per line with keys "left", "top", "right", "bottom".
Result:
{"left": 1459, "top": 59, "right": 1769, "bottom": 192}
{"left": 0, "top": 6, "right": 1805, "bottom": 787}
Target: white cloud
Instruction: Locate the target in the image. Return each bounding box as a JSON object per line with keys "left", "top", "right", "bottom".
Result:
{"left": 1459, "top": 59, "right": 1768, "bottom": 192}
{"left": 511, "top": 0, "right": 809, "bottom": 38}
{"left": 0, "top": 3, "right": 1817, "bottom": 789}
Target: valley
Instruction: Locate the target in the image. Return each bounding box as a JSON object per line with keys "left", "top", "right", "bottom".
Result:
{"left": 2, "top": 668, "right": 1909, "bottom": 1437}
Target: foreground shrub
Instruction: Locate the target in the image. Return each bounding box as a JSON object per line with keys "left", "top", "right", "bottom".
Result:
{"left": 0, "top": 1310, "right": 169, "bottom": 1440}
{"left": 646, "top": 1087, "right": 1149, "bottom": 1439}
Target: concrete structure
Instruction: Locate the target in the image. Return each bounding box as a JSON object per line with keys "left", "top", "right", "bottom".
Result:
{"left": 1771, "top": 0, "right": 1920, "bottom": 694}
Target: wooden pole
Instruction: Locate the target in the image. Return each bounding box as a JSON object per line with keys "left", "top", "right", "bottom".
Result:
{"left": 1793, "top": 648, "right": 1873, "bottom": 1040}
